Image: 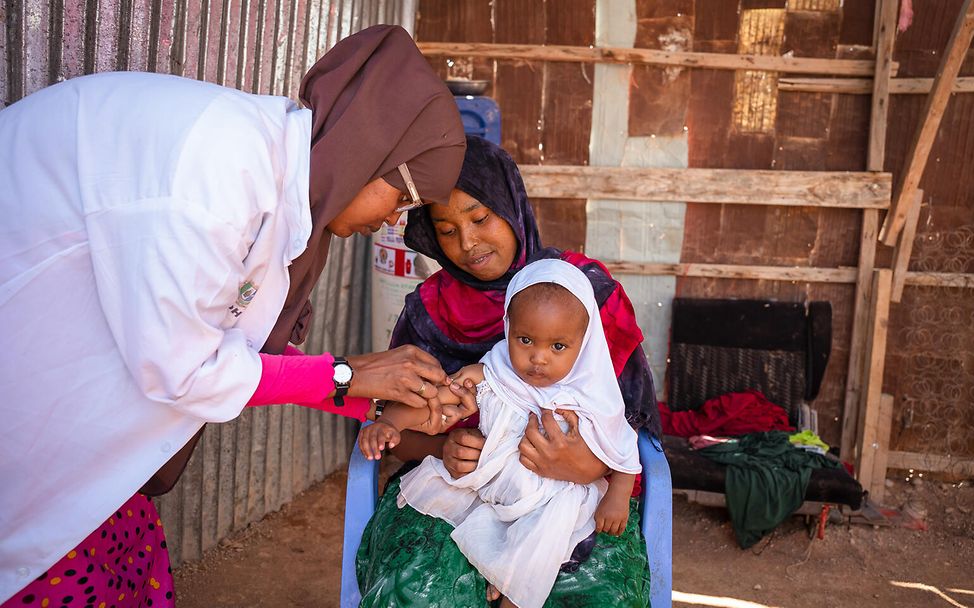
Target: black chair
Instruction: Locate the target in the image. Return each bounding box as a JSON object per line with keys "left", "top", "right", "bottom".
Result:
{"left": 665, "top": 297, "right": 863, "bottom": 511}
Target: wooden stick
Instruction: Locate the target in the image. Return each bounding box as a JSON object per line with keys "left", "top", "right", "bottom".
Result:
{"left": 888, "top": 451, "right": 974, "bottom": 477}
{"left": 418, "top": 42, "right": 881, "bottom": 76}
{"left": 904, "top": 271, "right": 974, "bottom": 288}
{"left": 890, "top": 190, "right": 924, "bottom": 302}
{"left": 869, "top": 393, "right": 896, "bottom": 504}
{"left": 880, "top": 0, "right": 974, "bottom": 244}
{"left": 779, "top": 76, "right": 974, "bottom": 95}
{"left": 841, "top": 0, "right": 897, "bottom": 462}
{"left": 855, "top": 270, "right": 892, "bottom": 493}
{"left": 520, "top": 166, "right": 892, "bottom": 208}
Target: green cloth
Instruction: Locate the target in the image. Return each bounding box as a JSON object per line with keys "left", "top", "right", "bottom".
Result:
{"left": 698, "top": 431, "right": 841, "bottom": 549}
{"left": 356, "top": 476, "right": 652, "bottom": 607}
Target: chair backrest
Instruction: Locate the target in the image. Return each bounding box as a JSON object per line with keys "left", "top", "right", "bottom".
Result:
{"left": 667, "top": 298, "right": 831, "bottom": 425}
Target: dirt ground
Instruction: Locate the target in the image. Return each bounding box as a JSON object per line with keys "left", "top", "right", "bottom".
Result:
{"left": 174, "top": 463, "right": 974, "bottom": 608}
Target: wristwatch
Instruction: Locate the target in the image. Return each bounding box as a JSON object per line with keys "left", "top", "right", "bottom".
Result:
{"left": 332, "top": 356, "right": 354, "bottom": 406}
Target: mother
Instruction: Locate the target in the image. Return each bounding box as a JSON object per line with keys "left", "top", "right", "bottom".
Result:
{"left": 0, "top": 26, "right": 468, "bottom": 607}
{"left": 356, "top": 136, "right": 662, "bottom": 607}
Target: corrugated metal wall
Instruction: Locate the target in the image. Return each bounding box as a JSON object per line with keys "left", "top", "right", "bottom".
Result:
{"left": 1, "top": 0, "right": 414, "bottom": 565}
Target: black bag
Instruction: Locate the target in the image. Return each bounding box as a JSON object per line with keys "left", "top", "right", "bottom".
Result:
{"left": 139, "top": 426, "right": 206, "bottom": 496}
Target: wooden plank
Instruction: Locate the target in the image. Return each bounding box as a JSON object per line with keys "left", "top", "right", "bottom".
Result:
{"left": 840, "top": 209, "right": 878, "bottom": 460}
{"left": 855, "top": 269, "right": 892, "bottom": 493}
{"left": 520, "top": 166, "right": 892, "bottom": 208}
{"left": 604, "top": 261, "right": 858, "bottom": 283}
{"left": 868, "top": 0, "right": 897, "bottom": 173}
{"left": 841, "top": 0, "right": 896, "bottom": 464}
{"left": 887, "top": 451, "right": 974, "bottom": 477}
{"left": 880, "top": 0, "right": 974, "bottom": 244}
{"left": 779, "top": 76, "right": 974, "bottom": 94}
{"left": 609, "top": 261, "right": 974, "bottom": 287}
{"left": 869, "top": 393, "right": 895, "bottom": 504}
{"left": 903, "top": 271, "right": 974, "bottom": 289}
{"left": 417, "top": 41, "right": 881, "bottom": 75}
{"left": 890, "top": 190, "right": 924, "bottom": 302}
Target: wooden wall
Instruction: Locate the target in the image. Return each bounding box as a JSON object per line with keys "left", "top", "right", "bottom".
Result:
{"left": 415, "top": 0, "right": 974, "bottom": 462}
{"left": 415, "top": 0, "right": 596, "bottom": 252}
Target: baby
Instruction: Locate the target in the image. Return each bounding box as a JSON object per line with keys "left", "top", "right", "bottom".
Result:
{"left": 357, "top": 259, "right": 640, "bottom": 608}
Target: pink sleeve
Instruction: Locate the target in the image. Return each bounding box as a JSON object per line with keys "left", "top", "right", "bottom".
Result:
{"left": 246, "top": 351, "right": 370, "bottom": 421}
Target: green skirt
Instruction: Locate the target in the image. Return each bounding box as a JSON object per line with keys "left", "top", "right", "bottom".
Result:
{"left": 356, "top": 475, "right": 652, "bottom": 607}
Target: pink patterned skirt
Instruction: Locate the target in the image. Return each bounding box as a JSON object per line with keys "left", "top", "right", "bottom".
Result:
{"left": 3, "top": 493, "right": 175, "bottom": 608}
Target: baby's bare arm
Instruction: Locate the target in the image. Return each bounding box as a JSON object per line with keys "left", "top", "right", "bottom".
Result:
{"left": 595, "top": 472, "right": 636, "bottom": 536}
{"left": 451, "top": 363, "right": 485, "bottom": 386}
{"left": 379, "top": 402, "right": 433, "bottom": 431}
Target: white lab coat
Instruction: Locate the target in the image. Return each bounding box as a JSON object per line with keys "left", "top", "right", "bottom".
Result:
{"left": 0, "top": 72, "right": 312, "bottom": 602}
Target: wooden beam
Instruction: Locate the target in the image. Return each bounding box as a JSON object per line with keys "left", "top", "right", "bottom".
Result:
{"left": 779, "top": 76, "right": 974, "bottom": 95}
{"left": 868, "top": 0, "right": 898, "bottom": 175}
{"left": 418, "top": 42, "right": 881, "bottom": 76}
{"left": 602, "top": 260, "right": 973, "bottom": 288}
{"left": 603, "top": 262, "right": 857, "bottom": 283}
{"left": 842, "top": 0, "right": 897, "bottom": 462}
{"left": 888, "top": 451, "right": 974, "bottom": 477}
{"left": 904, "top": 271, "right": 974, "bottom": 289}
{"left": 880, "top": 0, "right": 974, "bottom": 244}
{"left": 841, "top": 210, "right": 879, "bottom": 460}
{"left": 855, "top": 270, "right": 893, "bottom": 493}
{"left": 520, "top": 166, "right": 892, "bottom": 208}
{"left": 890, "top": 190, "right": 924, "bottom": 302}
{"left": 869, "top": 393, "right": 896, "bottom": 504}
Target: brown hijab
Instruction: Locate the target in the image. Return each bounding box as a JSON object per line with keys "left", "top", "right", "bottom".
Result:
{"left": 262, "top": 24, "right": 466, "bottom": 354}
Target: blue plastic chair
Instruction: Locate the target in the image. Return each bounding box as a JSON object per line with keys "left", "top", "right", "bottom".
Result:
{"left": 341, "top": 424, "right": 672, "bottom": 608}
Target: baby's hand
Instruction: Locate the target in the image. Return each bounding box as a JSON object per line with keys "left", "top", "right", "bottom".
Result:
{"left": 594, "top": 495, "right": 629, "bottom": 536}
{"left": 358, "top": 420, "right": 400, "bottom": 461}
{"left": 451, "top": 363, "right": 485, "bottom": 387}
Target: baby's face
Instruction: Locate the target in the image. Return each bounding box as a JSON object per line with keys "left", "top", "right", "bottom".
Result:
{"left": 506, "top": 290, "right": 588, "bottom": 388}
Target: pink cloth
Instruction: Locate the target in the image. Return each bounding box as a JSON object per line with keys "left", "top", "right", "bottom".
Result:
{"left": 659, "top": 390, "right": 794, "bottom": 438}
{"left": 246, "top": 346, "right": 370, "bottom": 421}
{"left": 2, "top": 494, "right": 174, "bottom": 608}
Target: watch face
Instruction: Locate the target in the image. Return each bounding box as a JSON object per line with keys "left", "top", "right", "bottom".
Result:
{"left": 333, "top": 363, "right": 353, "bottom": 384}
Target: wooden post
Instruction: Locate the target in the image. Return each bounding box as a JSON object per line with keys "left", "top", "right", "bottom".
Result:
{"left": 880, "top": 0, "right": 974, "bottom": 244}
{"left": 869, "top": 393, "right": 896, "bottom": 504}
{"left": 890, "top": 190, "right": 924, "bottom": 302}
{"left": 841, "top": 0, "right": 897, "bottom": 461}
{"left": 855, "top": 270, "right": 893, "bottom": 496}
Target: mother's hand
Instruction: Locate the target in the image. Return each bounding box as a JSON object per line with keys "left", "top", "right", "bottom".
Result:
{"left": 518, "top": 410, "right": 609, "bottom": 484}
{"left": 346, "top": 345, "right": 449, "bottom": 409}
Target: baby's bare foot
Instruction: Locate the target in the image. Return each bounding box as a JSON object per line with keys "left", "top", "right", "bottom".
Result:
{"left": 486, "top": 583, "right": 500, "bottom": 602}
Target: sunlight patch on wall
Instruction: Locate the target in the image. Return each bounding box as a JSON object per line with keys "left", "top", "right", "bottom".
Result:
{"left": 732, "top": 9, "right": 785, "bottom": 133}
{"left": 788, "top": 0, "right": 841, "bottom": 11}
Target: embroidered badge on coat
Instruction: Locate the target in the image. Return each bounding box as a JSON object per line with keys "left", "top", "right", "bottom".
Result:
{"left": 229, "top": 281, "right": 259, "bottom": 318}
